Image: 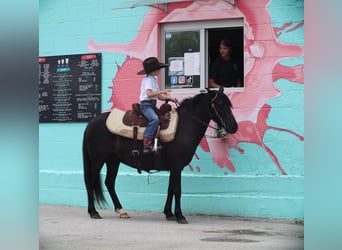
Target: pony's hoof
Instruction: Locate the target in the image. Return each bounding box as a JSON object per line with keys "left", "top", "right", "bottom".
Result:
{"left": 165, "top": 215, "right": 177, "bottom": 221}
{"left": 90, "top": 212, "right": 102, "bottom": 219}
{"left": 115, "top": 209, "right": 130, "bottom": 219}
{"left": 119, "top": 212, "right": 130, "bottom": 219}
{"left": 177, "top": 218, "right": 188, "bottom": 224}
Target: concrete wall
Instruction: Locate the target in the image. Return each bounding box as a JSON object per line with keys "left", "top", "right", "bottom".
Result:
{"left": 39, "top": 0, "right": 304, "bottom": 219}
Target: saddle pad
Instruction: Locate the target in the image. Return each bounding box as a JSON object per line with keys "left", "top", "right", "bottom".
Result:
{"left": 106, "top": 108, "right": 178, "bottom": 142}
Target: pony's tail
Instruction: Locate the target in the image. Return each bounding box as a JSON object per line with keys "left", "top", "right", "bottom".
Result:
{"left": 82, "top": 127, "right": 106, "bottom": 207}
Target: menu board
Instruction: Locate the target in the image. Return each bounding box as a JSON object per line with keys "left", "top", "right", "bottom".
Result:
{"left": 39, "top": 53, "right": 102, "bottom": 122}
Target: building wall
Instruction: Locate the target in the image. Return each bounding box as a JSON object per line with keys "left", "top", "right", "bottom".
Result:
{"left": 39, "top": 0, "right": 304, "bottom": 219}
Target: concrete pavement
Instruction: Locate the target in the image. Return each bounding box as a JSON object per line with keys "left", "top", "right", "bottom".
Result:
{"left": 40, "top": 204, "right": 303, "bottom": 250}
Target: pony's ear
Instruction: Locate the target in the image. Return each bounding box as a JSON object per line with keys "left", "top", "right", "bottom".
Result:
{"left": 218, "top": 86, "right": 224, "bottom": 93}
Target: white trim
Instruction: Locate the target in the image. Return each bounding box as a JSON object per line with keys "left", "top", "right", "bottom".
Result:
{"left": 161, "top": 19, "right": 243, "bottom": 29}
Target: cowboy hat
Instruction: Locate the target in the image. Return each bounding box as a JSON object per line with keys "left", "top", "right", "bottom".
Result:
{"left": 137, "top": 57, "right": 169, "bottom": 75}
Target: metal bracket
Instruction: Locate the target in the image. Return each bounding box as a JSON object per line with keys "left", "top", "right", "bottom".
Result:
{"left": 112, "top": 0, "right": 236, "bottom": 12}
{"left": 224, "top": 0, "right": 236, "bottom": 8}
{"left": 150, "top": 3, "right": 167, "bottom": 12}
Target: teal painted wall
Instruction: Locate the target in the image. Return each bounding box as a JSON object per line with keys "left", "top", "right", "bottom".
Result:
{"left": 39, "top": 0, "right": 304, "bottom": 219}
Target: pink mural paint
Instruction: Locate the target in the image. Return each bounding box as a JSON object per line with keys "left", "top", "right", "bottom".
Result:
{"left": 88, "top": 0, "right": 304, "bottom": 175}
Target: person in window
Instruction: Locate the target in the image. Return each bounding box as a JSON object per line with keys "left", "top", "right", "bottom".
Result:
{"left": 137, "top": 57, "right": 178, "bottom": 153}
{"left": 209, "top": 38, "right": 242, "bottom": 88}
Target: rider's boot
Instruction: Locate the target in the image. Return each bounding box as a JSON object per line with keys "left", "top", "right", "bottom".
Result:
{"left": 143, "top": 137, "right": 154, "bottom": 153}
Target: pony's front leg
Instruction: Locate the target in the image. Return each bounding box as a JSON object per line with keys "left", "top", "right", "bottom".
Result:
{"left": 164, "top": 173, "right": 176, "bottom": 221}
{"left": 171, "top": 169, "right": 188, "bottom": 224}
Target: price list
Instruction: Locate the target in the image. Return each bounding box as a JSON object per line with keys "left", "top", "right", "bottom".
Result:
{"left": 39, "top": 53, "right": 102, "bottom": 122}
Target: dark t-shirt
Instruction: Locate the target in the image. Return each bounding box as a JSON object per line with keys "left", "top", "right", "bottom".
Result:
{"left": 210, "top": 57, "right": 241, "bottom": 87}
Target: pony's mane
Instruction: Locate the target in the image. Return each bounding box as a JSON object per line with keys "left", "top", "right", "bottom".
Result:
{"left": 176, "top": 93, "right": 207, "bottom": 111}
{"left": 175, "top": 90, "right": 233, "bottom": 111}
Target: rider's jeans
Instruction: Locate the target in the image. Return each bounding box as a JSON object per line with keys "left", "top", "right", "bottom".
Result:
{"left": 140, "top": 102, "right": 159, "bottom": 139}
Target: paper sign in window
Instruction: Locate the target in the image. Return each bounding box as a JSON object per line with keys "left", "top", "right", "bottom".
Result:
{"left": 169, "top": 57, "right": 184, "bottom": 76}
{"left": 184, "top": 52, "right": 200, "bottom": 75}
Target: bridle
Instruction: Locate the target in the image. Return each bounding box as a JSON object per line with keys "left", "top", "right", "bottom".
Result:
{"left": 210, "top": 92, "right": 226, "bottom": 129}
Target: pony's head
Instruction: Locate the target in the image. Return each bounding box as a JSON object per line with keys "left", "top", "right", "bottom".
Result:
{"left": 206, "top": 86, "right": 238, "bottom": 134}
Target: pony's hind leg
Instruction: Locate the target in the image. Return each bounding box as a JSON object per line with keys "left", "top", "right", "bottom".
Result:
{"left": 164, "top": 173, "right": 176, "bottom": 221}
{"left": 105, "top": 158, "right": 129, "bottom": 219}
{"left": 85, "top": 159, "right": 106, "bottom": 219}
{"left": 170, "top": 169, "right": 188, "bottom": 224}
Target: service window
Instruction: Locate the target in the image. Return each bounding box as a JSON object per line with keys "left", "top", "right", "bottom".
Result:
{"left": 161, "top": 19, "right": 244, "bottom": 91}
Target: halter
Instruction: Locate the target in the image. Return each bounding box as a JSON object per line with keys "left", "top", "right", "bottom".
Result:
{"left": 210, "top": 92, "right": 226, "bottom": 129}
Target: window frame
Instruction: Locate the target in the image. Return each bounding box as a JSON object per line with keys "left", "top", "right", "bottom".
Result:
{"left": 160, "top": 18, "right": 244, "bottom": 93}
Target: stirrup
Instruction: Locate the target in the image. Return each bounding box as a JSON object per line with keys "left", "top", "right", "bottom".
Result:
{"left": 152, "top": 138, "right": 163, "bottom": 152}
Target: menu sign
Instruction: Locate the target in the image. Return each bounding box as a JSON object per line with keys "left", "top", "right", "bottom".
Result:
{"left": 39, "top": 53, "right": 102, "bottom": 122}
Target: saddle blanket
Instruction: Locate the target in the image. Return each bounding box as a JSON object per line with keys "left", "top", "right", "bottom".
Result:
{"left": 106, "top": 108, "right": 178, "bottom": 142}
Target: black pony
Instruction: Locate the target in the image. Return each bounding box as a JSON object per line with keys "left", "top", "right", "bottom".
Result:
{"left": 83, "top": 86, "right": 238, "bottom": 223}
